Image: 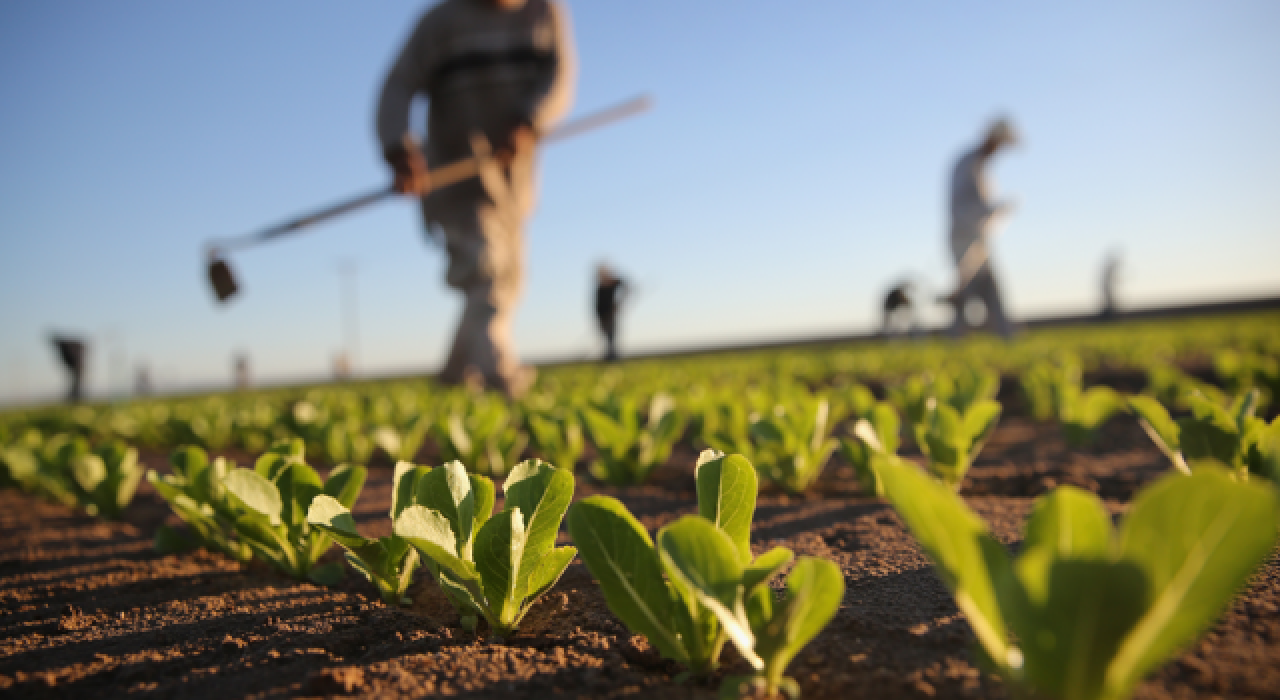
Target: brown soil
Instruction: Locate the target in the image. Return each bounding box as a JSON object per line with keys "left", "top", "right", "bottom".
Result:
{"left": 2, "top": 413, "right": 1278, "bottom": 699}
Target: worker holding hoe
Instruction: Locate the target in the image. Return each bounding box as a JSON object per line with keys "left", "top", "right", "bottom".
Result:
{"left": 377, "top": 0, "right": 576, "bottom": 397}
{"left": 945, "top": 118, "right": 1018, "bottom": 339}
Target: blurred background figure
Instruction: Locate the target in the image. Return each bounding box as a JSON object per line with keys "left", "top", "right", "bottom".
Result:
{"left": 50, "top": 335, "right": 86, "bottom": 402}
{"left": 135, "top": 365, "right": 152, "bottom": 397}
{"left": 376, "top": 0, "right": 576, "bottom": 398}
{"left": 881, "top": 281, "right": 916, "bottom": 337}
{"left": 944, "top": 117, "right": 1019, "bottom": 339}
{"left": 595, "top": 263, "right": 629, "bottom": 361}
{"left": 234, "top": 353, "right": 251, "bottom": 390}
{"left": 1100, "top": 250, "right": 1123, "bottom": 318}
{"left": 333, "top": 352, "right": 351, "bottom": 381}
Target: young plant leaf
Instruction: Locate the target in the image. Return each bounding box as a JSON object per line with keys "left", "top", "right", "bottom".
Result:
{"left": 658, "top": 515, "right": 761, "bottom": 670}
{"left": 391, "top": 461, "right": 431, "bottom": 519}
{"left": 567, "top": 495, "right": 689, "bottom": 663}
{"left": 324, "top": 464, "right": 367, "bottom": 510}
{"left": 224, "top": 468, "right": 283, "bottom": 526}
{"left": 872, "top": 455, "right": 1014, "bottom": 668}
{"left": 394, "top": 505, "right": 483, "bottom": 588}
{"left": 1104, "top": 467, "right": 1280, "bottom": 699}
{"left": 1127, "top": 396, "right": 1189, "bottom": 474}
{"left": 417, "top": 461, "right": 478, "bottom": 556}
{"left": 748, "top": 557, "right": 846, "bottom": 698}
{"left": 503, "top": 459, "right": 574, "bottom": 602}
{"left": 696, "top": 451, "right": 758, "bottom": 565}
{"left": 475, "top": 508, "right": 528, "bottom": 632}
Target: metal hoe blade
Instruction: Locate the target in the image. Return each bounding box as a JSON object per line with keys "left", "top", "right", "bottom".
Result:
{"left": 208, "top": 255, "right": 239, "bottom": 302}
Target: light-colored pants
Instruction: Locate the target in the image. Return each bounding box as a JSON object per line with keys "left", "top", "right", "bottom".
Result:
{"left": 432, "top": 202, "right": 526, "bottom": 390}
{"left": 949, "top": 263, "right": 1013, "bottom": 338}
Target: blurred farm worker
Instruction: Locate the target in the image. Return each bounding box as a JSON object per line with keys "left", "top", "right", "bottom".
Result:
{"left": 945, "top": 118, "right": 1018, "bottom": 339}
{"left": 377, "top": 0, "right": 576, "bottom": 397}
{"left": 234, "top": 353, "right": 251, "bottom": 390}
{"left": 881, "top": 281, "right": 916, "bottom": 337}
{"left": 1100, "top": 251, "right": 1122, "bottom": 318}
{"left": 51, "top": 335, "right": 86, "bottom": 402}
{"left": 594, "top": 264, "right": 629, "bottom": 362}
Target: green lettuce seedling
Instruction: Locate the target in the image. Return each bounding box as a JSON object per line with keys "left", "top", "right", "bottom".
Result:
{"left": 373, "top": 412, "right": 434, "bottom": 463}
{"left": 1020, "top": 354, "right": 1124, "bottom": 446}
{"left": 0, "top": 441, "right": 40, "bottom": 492}
{"left": 1129, "top": 389, "right": 1276, "bottom": 479}
{"left": 913, "top": 397, "right": 1002, "bottom": 490}
{"left": 700, "top": 400, "right": 757, "bottom": 463}
{"left": 1214, "top": 349, "right": 1278, "bottom": 408}
{"left": 61, "top": 439, "right": 142, "bottom": 518}
{"left": 1146, "top": 363, "right": 1226, "bottom": 410}
{"left": 891, "top": 373, "right": 948, "bottom": 436}
{"left": 307, "top": 461, "right": 430, "bottom": 605}
{"left": 435, "top": 398, "right": 529, "bottom": 478}
{"left": 394, "top": 459, "right": 574, "bottom": 636}
{"left": 656, "top": 513, "right": 844, "bottom": 700}
{"left": 323, "top": 417, "right": 375, "bottom": 466}
{"left": 831, "top": 383, "right": 877, "bottom": 427}
{"left": 1020, "top": 360, "right": 1059, "bottom": 421}
{"left": 1250, "top": 417, "right": 1280, "bottom": 484}
{"left": 1059, "top": 386, "right": 1125, "bottom": 448}
{"left": 223, "top": 439, "right": 367, "bottom": 584}
{"left": 873, "top": 457, "right": 1279, "bottom": 700}
{"left": 838, "top": 402, "right": 900, "bottom": 497}
{"left": 583, "top": 393, "right": 686, "bottom": 485}
{"left": 750, "top": 397, "right": 839, "bottom": 495}
{"left": 526, "top": 409, "right": 585, "bottom": 472}
{"left": 17, "top": 434, "right": 142, "bottom": 517}
{"left": 658, "top": 517, "right": 843, "bottom": 700}
{"left": 147, "top": 446, "right": 252, "bottom": 561}
{"left": 569, "top": 451, "right": 794, "bottom": 678}
{"left": 949, "top": 366, "right": 1001, "bottom": 416}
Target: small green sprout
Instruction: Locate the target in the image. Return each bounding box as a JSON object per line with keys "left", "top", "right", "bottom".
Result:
{"left": 394, "top": 459, "right": 575, "bottom": 637}
{"left": 582, "top": 393, "right": 686, "bottom": 485}
{"left": 750, "top": 397, "right": 839, "bottom": 495}
{"left": 148, "top": 446, "right": 252, "bottom": 562}
{"left": 1129, "top": 389, "right": 1278, "bottom": 480}
{"left": 914, "top": 396, "right": 1001, "bottom": 490}
{"left": 569, "top": 452, "right": 802, "bottom": 681}
{"left": 873, "top": 457, "right": 1279, "bottom": 700}
{"left": 223, "top": 439, "right": 367, "bottom": 584}
{"left": 838, "top": 401, "right": 900, "bottom": 497}
{"left": 307, "top": 461, "right": 430, "bottom": 605}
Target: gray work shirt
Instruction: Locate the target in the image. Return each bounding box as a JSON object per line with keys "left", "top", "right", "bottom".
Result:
{"left": 376, "top": 0, "right": 576, "bottom": 225}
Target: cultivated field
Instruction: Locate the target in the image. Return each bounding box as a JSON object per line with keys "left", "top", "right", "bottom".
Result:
{"left": 2, "top": 313, "right": 1278, "bottom": 699}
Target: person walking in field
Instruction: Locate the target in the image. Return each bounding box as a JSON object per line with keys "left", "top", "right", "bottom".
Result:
{"left": 945, "top": 118, "right": 1018, "bottom": 339}
{"left": 594, "top": 264, "right": 629, "bottom": 362}
{"left": 377, "top": 0, "right": 576, "bottom": 397}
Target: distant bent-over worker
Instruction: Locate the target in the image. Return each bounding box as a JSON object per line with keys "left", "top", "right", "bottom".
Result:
{"left": 377, "top": 0, "right": 577, "bottom": 396}
{"left": 594, "top": 264, "right": 629, "bottom": 362}
{"left": 882, "top": 281, "right": 915, "bottom": 337}
{"left": 51, "top": 335, "right": 86, "bottom": 402}
{"left": 946, "top": 118, "right": 1018, "bottom": 338}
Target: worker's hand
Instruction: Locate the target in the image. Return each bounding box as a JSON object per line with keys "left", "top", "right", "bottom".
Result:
{"left": 384, "top": 137, "right": 430, "bottom": 195}
{"left": 499, "top": 123, "right": 537, "bottom": 164}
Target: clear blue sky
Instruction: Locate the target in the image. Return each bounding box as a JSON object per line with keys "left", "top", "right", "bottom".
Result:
{"left": 2, "top": 1, "right": 1278, "bottom": 403}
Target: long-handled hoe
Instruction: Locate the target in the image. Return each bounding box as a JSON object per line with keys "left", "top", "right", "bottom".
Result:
{"left": 205, "top": 95, "right": 652, "bottom": 302}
